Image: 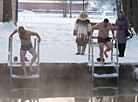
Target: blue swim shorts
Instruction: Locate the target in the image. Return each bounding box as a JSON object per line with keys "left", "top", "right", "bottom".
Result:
{"left": 20, "top": 43, "right": 33, "bottom": 51}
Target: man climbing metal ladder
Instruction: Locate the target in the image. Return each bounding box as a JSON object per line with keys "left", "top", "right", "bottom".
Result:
{"left": 90, "top": 19, "right": 115, "bottom": 66}
{"left": 9, "top": 26, "right": 41, "bottom": 77}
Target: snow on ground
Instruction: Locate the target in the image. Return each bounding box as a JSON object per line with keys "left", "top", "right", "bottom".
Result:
{"left": 0, "top": 10, "right": 138, "bottom": 63}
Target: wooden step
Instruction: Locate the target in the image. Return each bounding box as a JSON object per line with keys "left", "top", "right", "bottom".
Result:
{"left": 93, "top": 73, "right": 119, "bottom": 78}
{"left": 88, "top": 61, "right": 117, "bottom": 67}
{"left": 7, "top": 60, "right": 38, "bottom": 67}
{"left": 11, "top": 74, "right": 39, "bottom": 79}
{"left": 93, "top": 87, "right": 118, "bottom": 90}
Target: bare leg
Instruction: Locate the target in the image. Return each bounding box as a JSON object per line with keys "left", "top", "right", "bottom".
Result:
{"left": 82, "top": 46, "right": 86, "bottom": 53}
{"left": 98, "top": 43, "right": 104, "bottom": 66}
{"left": 20, "top": 50, "right": 28, "bottom": 77}
{"left": 76, "top": 46, "right": 81, "bottom": 55}
{"left": 28, "top": 48, "right": 38, "bottom": 72}
{"left": 104, "top": 41, "right": 112, "bottom": 58}
{"left": 77, "top": 46, "right": 81, "bottom": 53}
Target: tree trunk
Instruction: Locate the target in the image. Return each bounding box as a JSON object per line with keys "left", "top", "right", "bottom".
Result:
{"left": 131, "top": 0, "right": 138, "bottom": 33}
{"left": 120, "top": 0, "right": 138, "bottom": 33}
{"left": 70, "top": 0, "right": 72, "bottom": 18}
{"left": 116, "top": 0, "right": 122, "bottom": 16}
{"left": 3, "top": 0, "right": 12, "bottom": 22}
{"left": 63, "top": 0, "right": 67, "bottom": 17}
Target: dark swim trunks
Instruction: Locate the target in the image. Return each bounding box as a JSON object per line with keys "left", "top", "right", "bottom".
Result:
{"left": 98, "top": 36, "right": 110, "bottom": 43}
{"left": 21, "top": 43, "right": 33, "bottom": 51}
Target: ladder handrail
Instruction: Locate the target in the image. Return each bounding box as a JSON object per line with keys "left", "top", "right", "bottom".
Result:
{"left": 8, "top": 37, "right": 40, "bottom": 77}
{"left": 116, "top": 39, "right": 119, "bottom": 75}
{"left": 34, "top": 37, "right": 40, "bottom": 75}
{"left": 8, "top": 38, "right": 13, "bottom": 76}
{"left": 88, "top": 39, "right": 91, "bottom": 61}
{"left": 91, "top": 39, "right": 94, "bottom": 81}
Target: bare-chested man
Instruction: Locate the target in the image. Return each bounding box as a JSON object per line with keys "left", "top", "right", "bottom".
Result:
{"left": 90, "top": 19, "right": 115, "bottom": 66}
{"left": 9, "top": 26, "right": 41, "bottom": 77}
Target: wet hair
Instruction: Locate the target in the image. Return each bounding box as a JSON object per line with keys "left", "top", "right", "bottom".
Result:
{"left": 103, "top": 18, "right": 109, "bottom": 23}
{"left": 120, "top": 11, "right": 123, "bottom": 13}
{"left": 19, "top": 26, "right": 25, "bottom": 32}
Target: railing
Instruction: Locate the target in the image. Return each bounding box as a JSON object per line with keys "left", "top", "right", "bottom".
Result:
{"left": 8, "top": 38, "right": 13, "bottom": 76}
{"left": 88, "top": 37, "right": 119, "bottom": 81}
{"left": 34, "top": 38, "right": 40, "bottom": 75}
{"left": 8, "top": 37, "right": 40, "bottom": 78}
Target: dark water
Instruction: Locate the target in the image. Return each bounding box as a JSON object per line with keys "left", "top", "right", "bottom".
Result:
{"left": 0, "top": 63, "right": 138, "bottom": 102}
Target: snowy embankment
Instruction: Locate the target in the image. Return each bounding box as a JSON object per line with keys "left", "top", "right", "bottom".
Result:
{"left": 0, "top": 10, "right": 138, "bottom": 64}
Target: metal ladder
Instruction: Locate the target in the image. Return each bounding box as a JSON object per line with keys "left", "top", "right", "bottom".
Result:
{"left": 89, "top": 38, "right": 119, "bottom": 102}
{"left": 8, "top": 38, "right": 40, "bottom": 80}
{"left": 88, "top": 38, "right": 119, "bottom": 81}
{"left": 91, "top": 84, "right": 119, "bottom": 102}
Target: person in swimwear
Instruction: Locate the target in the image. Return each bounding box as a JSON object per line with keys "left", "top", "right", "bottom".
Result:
{"left": 90, "top": 19, "right": 115, "bottom": 66}
{"left": 9, "top": 26, "right": 41, "bottom": 77}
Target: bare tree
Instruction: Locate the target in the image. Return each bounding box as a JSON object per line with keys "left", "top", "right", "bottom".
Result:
{"left": 120, "top": 0, "right": 138, "bottom": 33}
{"left": 70, "top": 0, "right": 72, "bottom": 18}
{"left": 116, "top": 0, "right": 122, "bottom": 15}
{"left": 3, "top": 0, "right": 12, "bottom": 22}
{"left": 60, "top": 0, "right": 68, "bottom": 17}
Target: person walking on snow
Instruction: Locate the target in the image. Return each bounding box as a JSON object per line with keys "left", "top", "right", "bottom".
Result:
{"left": 90, "top": 19, "right": 115, "bottom": 66}
{"left": 114, "top": 11, "right": 129, "bottom": 57}
{"left": 73, "top": 11, "right": 91, "bottom": 55}
{"left": 9, "top": 26, "right": 41, "bottom": 77}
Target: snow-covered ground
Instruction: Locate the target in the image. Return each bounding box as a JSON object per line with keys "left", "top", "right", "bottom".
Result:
{"left": 0, "top": 10, "right": 138, "bottom": 63}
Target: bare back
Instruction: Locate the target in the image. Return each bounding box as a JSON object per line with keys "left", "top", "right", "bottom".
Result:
{"left": 93, "top": 22, "right": 113, "bottom": 38}
{"left": 18, "top": 30, "right": 33, "bottom": 46}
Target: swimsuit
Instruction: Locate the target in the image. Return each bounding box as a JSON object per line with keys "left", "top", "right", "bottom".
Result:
{"left": 20, "top": 43, "right": 33, "bottom": 51}
{"left": 98, "top": 36, "right": 110, "bottom": 43}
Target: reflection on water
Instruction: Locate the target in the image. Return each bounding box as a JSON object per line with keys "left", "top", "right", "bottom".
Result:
{"left": 7, "top": 77, "right": 138, "bottom": 102}
{"left": 0, "top": 67, "right": 138, "bottom": 102}
{"left": 10, "top": 88, "right": 39, "bottom": 102}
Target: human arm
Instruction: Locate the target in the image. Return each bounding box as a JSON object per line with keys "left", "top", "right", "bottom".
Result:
{"left": 114, "top": 19, "right": 123, "bottom": 30}
{"left": 90, "top": 23, "right": 99, "bottom": 39}
{"left": 114, "top": 19, "right": 127, "bottom": 30}
{"left": 90, "top": 27, "right": 94, "bottom": 39}
{"left": 110, "top": 23, "right": 115, "bottom": 39}
{"left": 9, "top": 29, "right": 18, "bottom": 39}
{"left": 31, "top": 32, "right": 41, "bottom": 43}
{"left": 114, "top": 19, "right": 119, "bottom": 30}
{"left": 125, "top": 17, "right": 129, "bottom": 30}
{"left": 111, "top": 29, "right": 115, "bottom": 39}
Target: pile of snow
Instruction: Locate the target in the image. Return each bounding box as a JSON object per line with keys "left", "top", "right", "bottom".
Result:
{"left": 19, "top": 10, "right": 35, "bottom": 14}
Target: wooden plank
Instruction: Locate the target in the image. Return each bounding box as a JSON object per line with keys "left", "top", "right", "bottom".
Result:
{"left": 11, "top": 74, "right": 40, "bottom": 79}
{"left": 93, "top": 73, "right": 119, "bottom": 78}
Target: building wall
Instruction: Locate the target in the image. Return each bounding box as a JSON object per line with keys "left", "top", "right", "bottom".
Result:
{"left": 0, "top": 0, "right": 3, "bottom": 22}
{"left": 18, "top": 2, "right": 83, "bottom": 12}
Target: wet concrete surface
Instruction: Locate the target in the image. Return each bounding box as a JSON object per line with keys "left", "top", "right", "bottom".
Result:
{"left": 0, "top": 63, "right": 138, "bottom": 102}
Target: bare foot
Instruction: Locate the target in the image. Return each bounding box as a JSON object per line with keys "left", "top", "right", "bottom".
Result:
{"left": 104, "top": 51, "right": 108, "bottom": 58}
{"left": 101, "top": 62, "right": 104, "bottom": 66}
{"left": 21, "top": 74, "right": 28, "bottom": 77}
{"left": 29, "top": 65, "right": 33, "bottom": 72}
